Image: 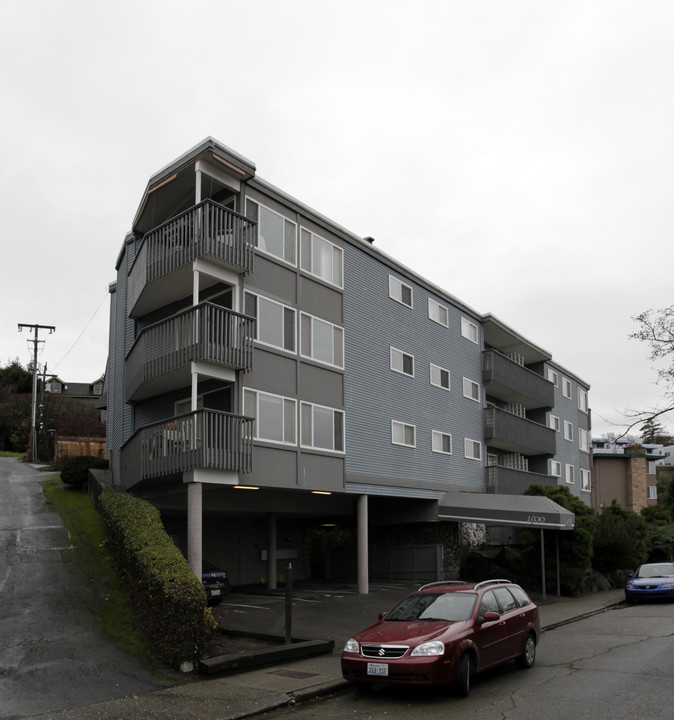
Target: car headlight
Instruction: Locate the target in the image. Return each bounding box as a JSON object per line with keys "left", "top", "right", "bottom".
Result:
{"left": 344, "top": 639, "right": 360, "bottom": 653}
{"left": 411, "top": 641, "right": 445, "bottom": 656}
{"left": 660, "top": 583, "right": 674, "bottom": 589}
{"left": 625, "top": 582, "right": 635, "bottom": 589}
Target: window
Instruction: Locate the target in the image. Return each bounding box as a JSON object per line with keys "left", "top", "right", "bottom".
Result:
{"left": 461, "top": 317, "right": 479, "bottom": 344}
{"left": 243, "top": 389, "right": 296, "bottom": 445}
{"left": 549, "top": 414, "right": 560, "bottom": 432}
{"left": 430, "top": 363, "right": 450, "bottom": 390}
{"left": 463, "top": 377, "right": 480, "bottom": 402}
{"left": 547, "top": 369, "right": 559, "bottom": 387}
{"left": 245, "top": 292, "right": 295, "bottom": 352}
{"left": 246, "top": 199, "right": 296, "bottom": 264}
{"left": 300, "top": 228, "right": 343, "bottom": 287}
{"left": 578, "top": 388, "right": 589, "bottom": 413}
{"left": 432, "top": 430, "right": 452, "bottom": 454}
{"left": 92, "top": 382, "right": 103, "bottom": 395}
{"left": 562, "top": 378, "right": 572, "bottom": 399}
{"left": 301, "top": 402, "right": 344, "bottom": 452}
{"left": 391, "top": 347, "right": 414, "bottom": 377}
{"left": 647, "top": 485, "right": 658, "bottom": 500}
{"left": 550, "top": 460, "right": 562, "bottom": 477}
{"left": 389, "top": 275, "right": 413, "bottom": 308}
{"left": 647, "top": 460, "right": 656, "bottom": 474}
{"left": 428, "top": 298, "right": 448, "bottom": 327}
{"left": 564, "top": 421, "right": 574, "bottom": 441}
{"left": 300, "top": 313, "right": 344, "bottom": 368}
{"left": 465, "top": 438, "right": 482, "bottom": 461}
{"left": 565, "top": 464, "right": 575, "bottom": 484}
{"left": 392, "top": 420, "right": 416, "bottom": 447}
{"left": 175, "top": 395, "right": 204, "bottom": 416}
{"left": 579, "top": 428, "right": 590, "bottom": 453}
{"left": 581, "top": 469, "right": 591, "bottom": 492}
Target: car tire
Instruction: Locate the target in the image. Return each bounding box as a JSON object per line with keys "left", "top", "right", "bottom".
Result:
{"left": 453, "top": 653, "right": 471, "bottom": 697}
{"left": 516, "top": 633, "right": 536, "bottom": 669}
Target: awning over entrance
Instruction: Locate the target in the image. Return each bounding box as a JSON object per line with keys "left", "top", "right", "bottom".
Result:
{"left": 438, "top": 492, "right": 575, "bottom": 530}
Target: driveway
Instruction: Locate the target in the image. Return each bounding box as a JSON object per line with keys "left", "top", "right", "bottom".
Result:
{"left": 0, "top": 457, "right": 169, "bottom": 718}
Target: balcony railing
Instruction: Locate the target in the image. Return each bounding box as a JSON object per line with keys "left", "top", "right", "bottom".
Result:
{"left": 484, "top": 406, "right": 556, "bottom": 456}
{"left": 482, "top": 350, "right": 554, "bottom": 409}
{"left": 128, "top": 200, "right": 255, "bottom": 316}
{"left": 485, "top": 465, "right": 557, "bottom": 495}
{"left": 125, "top": 303, "right": 254, "bottom": 401}
{"left": 120, "top": 410, "right": 253, "bottom": 488}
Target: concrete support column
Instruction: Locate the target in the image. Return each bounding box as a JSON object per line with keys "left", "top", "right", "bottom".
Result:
{"left": 187, "top": 481, "right": 203, "bottom": 579}
{"left": 357, "top": 494, "right": 369, "bottom": 594}
{"left": 267, "top": 513, "right": 277, "bottom": 590}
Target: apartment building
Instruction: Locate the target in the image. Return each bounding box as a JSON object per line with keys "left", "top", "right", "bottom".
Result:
{"left": 105, "top": 138, "right": 589, "bottom": 590}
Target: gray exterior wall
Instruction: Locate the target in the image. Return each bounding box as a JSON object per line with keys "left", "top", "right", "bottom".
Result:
{"left": 343, "top": 244, "right": 485, "bottom": 495}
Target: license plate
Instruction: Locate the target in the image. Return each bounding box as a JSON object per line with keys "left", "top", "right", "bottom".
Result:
{"left": 367, "top": 663, "right": 388, "bottom": 677}
{"left": 211, "top": 589, "right": 221, "bottom": 596}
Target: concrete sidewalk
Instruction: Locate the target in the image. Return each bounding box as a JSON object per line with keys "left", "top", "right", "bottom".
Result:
{"left": 27, "top": 585, "right": 625, "bottom": 720}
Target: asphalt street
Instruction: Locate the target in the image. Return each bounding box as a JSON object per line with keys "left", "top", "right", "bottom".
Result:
{"left": 0, "top": 458, "right": 169, "bottom": 719}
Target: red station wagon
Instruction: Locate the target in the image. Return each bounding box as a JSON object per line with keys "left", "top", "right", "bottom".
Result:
{"left": 341, "top": 579, "right": 539, "bottom": 696}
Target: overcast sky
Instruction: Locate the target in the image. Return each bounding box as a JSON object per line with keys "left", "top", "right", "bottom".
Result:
{"left": 1, "top": 1, "right": 672, "bottom": 438}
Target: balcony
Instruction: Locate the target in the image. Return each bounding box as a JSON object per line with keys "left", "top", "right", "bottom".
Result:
{"left": 484, "top": 406, "right": 556, "bottom": 456}
{"left": 482, "top": 350, "right": 553, "bottom": 409}
{"left": 125, "top": 303, "right": 254, "bottom": 402}
{"left": 128, "top": 200, "right": 255, "bottom": 317}
{"left": 486, "top": 465, "right": 558, "bottom": 495}
{"left": 120, "top": 409, "right": 254, "bottom": 489}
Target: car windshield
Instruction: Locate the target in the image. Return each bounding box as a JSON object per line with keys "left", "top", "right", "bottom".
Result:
{"left": 636, "top": 564, "right": 674, "bottom": 578}
{"left": 385, "top": 592, "right": 477, "bottom": 622}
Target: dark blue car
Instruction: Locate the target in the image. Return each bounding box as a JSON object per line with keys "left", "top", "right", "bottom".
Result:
{"left": 625, "top": 563, "right": 674, "bottom": 602}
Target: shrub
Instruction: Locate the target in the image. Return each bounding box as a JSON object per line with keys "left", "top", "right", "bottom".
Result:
{"left": 593, "top": 502, "right": 648, "bottom": 573}
{"left": 96, "top": 485, "right": 214, "bottom": 668}
{"left": 60, "top": 455, "right": 109, "bottom": 488}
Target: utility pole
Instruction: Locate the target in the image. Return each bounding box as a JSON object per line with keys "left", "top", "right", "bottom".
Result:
{"left": 17, "top": 323, "right": 56, "bottom": 461}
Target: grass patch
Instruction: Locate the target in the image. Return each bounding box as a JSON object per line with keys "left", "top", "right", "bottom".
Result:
{"left": 42, "top": 475, "right": 170, "bottom": 677}
{"left": 0, "top": 451, "right": 25, "bottom": 458}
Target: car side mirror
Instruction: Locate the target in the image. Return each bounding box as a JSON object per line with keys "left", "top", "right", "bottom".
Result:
{"left": 479, "top": 611, "right": 500, "bottom": 625}
{"left": 378, "top": 611, "right": 387, "bottom": 620}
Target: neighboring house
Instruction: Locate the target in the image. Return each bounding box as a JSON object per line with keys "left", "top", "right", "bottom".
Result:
{"left": 591, "top": 439, "right": 662, "bottom": 511}
{"left": 104, "top": 138, "right": 590, "bottom": 589}
{"left": 45, "top": 376, "right": 105, "bottom": 406}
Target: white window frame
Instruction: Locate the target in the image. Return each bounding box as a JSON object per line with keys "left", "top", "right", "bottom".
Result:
{"left": 428, "top": 298, "right": 449, "bottom": 327}
{"left": 300, "top": 401, "right": 345, "bottom": 453}
{"left": 578, "top": 388, "right": 588, "bottom": 413}
{"left": 430, "top": 363, "right": 451, "bottom": 391}
{"left": 547, "top": 369, "right": 559, "bottom": 387}
{"left": 300, "top": 228, "right": 343, "bottom": 288}
{"left": 461, "top": 317, "right": 479, "bottom": 344}
{"left": 389, "top": 275, "right": 413, "bottom": 308}
{"left": 390, "top": 347, "right": 414, "bottom": 377}
{"left": 579, "top": 428, "right": 590, "bottom": 453}
{"left": 300, "top": 312, "right": 344, "bottom": 369}
{"left": 565, "top": 464, "right": 575, "bottom": 484}
{"left": 463, "top": 377, "right": 480, "bottom": 402}
{"left": 562, "top": 378, "right": 572, "bottom": 399}
{"left": 392, "top": 420, "right": 416, "bottom": 448}
{"left": 647, "top": 485, "right": 657, "bottom": 500}
{"left": 549, "top": 414, "right": 561, "bottom": 432}
{"left": 581, "top": 469, "right": 591, "bottom": 492}
{"left": 550, "top": 460, "right": 562, "bottom": 477}
{"left": 465, "top": 438, "right": 482, "bottom": 461}
{"left": 432, "top": 430, "right": 453, "bottom": 454}
{"left": 564, "top": 420, "right": 574, "bottom": 442}
{"left": 246, "top": 199, "right": 297, "bottom": 265}
{"left": 245, "top": 291, "right": 296, "bottom": 353}
{"left": 243, "top": 388, "right": 297, "bottom": 446}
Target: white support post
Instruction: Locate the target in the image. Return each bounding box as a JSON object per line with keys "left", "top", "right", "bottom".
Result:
{"left": 357, "top": 494, "right": 369, "bottom": 594}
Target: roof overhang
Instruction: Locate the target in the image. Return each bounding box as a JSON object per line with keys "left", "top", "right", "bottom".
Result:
{"left": 438, "top": 492, "right": 575, "bottom": 530}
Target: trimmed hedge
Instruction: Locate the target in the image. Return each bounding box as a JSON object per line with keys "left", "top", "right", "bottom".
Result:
{"left": 61, "top": 455, "right": 109, "bottom": 488}
{"left": 96, "top": 485, "right": 215, "bottom": 668}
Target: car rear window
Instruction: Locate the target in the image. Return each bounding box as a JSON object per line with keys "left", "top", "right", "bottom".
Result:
{"left": 509, "top": 585, "right": 533, "bottom": 608}
{"left": 493, "top": 587, "right": 519, "bottom": 613}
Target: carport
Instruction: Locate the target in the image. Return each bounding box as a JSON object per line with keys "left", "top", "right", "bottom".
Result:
{"left": 438, "top": 492, "right": 575, "bottom": 600}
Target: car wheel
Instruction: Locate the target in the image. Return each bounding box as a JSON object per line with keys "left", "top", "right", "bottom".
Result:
{"left": 516, "top": 633, "right": 536, "bottom": 669}
{"left": 453, "top": 653, "right": 471, "bottom": 697}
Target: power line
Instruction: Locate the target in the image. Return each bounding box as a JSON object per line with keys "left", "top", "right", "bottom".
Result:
{"left": 52, "top": 292, "right": 108, "bottom": 371}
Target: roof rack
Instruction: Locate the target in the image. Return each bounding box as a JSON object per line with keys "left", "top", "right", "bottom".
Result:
{"left": 418, "top": 580, "right": 468, "bottom": 591}
{"left": 473, "top": 579, "right": 512, "bottom": 591}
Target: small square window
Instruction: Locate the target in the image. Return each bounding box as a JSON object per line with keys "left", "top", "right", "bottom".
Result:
{"left": 428, "top": 298, "right": 449, "bottom": 327}
{"left": 547, "top": 369, "right": 559, "bottom": 387}
{"left": 389, "top": 275, "right": 413, "bottom": 308}
{"left": 392, "top": 420, "right": 416, "bottom": 447}
{"left": 430, "top": 363, "right": 450, "bottom": 390}
{"left": 465, "top": 438, "right": 482, "bottom": 461}
{"left": 550, "top": 460, "right": 562, "bottom": 477}
{"left": 432, "top": 430, "right": 452, "bottom": 454}
{"left": 463, "top": 377, "right": 480, "bottom": 402}
{"left": 391, "top": 347, "right": 414, "bottom": 377}
{"left": 461, "top": 317, "right": 479, "bottom": 344}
